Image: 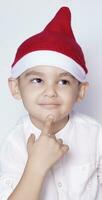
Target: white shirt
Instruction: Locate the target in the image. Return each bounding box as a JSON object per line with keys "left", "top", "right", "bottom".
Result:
{"left": 0, "top": 111, "right": 102, "bottom": 200}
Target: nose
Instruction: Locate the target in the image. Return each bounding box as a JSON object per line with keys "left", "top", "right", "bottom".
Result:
{"left": 43, "top": 84, "right": 57, "bottom": 98}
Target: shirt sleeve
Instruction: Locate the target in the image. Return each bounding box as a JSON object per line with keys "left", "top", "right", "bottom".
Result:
{"left": 97, "top": 125, "right": 102, "bottom": 184}
{"left": 0, "top": 175, "right": 17, "bottom": 200}
{"left": 0, "top": 124, "right": 27, "bottom": 199}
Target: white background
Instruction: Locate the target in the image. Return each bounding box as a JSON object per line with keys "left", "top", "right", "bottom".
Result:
{"left": 0, "top": 0, "right": 102, "bottom": 140}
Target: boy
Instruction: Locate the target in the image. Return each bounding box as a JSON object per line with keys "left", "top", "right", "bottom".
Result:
{"left": 0, "top": 6, "right": 102, "bottom": 200}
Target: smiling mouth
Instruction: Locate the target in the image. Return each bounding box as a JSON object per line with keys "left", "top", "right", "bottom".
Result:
{"left": 39, "top": 104, "right": 60, "bottom": 109}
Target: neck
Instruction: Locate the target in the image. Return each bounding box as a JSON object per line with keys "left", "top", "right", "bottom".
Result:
{"left": 29, "top": 115, "right": 69, "bottom": 135}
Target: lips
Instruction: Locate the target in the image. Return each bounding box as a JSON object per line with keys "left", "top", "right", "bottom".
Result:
{"left": 38, "top": 103, "right": 60, "bottom": 109}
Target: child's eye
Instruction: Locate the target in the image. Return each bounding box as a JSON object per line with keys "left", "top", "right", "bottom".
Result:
{"left": 59, "top": 79, "right": 70, "bottom": 85}
{"left": 31, "top": 78, "right": 43, "bottom": 84}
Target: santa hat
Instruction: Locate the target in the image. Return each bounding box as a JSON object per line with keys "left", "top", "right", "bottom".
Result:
{"left": 11, "top": 7, "right": 88, "bottom": 82}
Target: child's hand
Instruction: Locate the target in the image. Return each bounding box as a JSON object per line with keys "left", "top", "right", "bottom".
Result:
{"left": 27, "top": 116, "right": 69, "bottom": 175}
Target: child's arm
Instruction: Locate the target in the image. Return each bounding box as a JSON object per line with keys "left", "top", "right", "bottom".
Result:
{"left": 8, "top": 116, "right": 69, "bottom": 200}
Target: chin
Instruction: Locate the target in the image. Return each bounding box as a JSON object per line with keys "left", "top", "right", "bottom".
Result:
{"left": 31, "top": 110, "right": 67, "bottom": 123}
{"left": 36, "top": 112, "right": 57, "bottom": 123}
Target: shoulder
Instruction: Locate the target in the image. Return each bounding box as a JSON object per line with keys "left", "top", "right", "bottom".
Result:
{"left": 8, "top": 114, "right": 29, "bottom": 138}
{"left": 71, "top": 111, "right": 102, "bottom": 128}
{"left": 0, "top": 114, "right": 30, "bottom": 152}
{"left": 0, "top": 115, "right": 30, "bottom": 172}
{"left": 69, "top": 112, "right": 102, "bottom": 156}
{"left": 70, "top": 111, "right": 102, "bottom": 137}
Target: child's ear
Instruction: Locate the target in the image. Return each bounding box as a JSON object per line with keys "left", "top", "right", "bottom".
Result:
{"left": 8, "top": 78, "right": 21, "bottom": 100}
{"left": 77, "top": 82, "right": 89, "bottom": 102}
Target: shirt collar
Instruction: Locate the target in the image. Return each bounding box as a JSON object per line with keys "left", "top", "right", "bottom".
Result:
{"left": 23, "top": 112, "right": 74, "bottom": 140}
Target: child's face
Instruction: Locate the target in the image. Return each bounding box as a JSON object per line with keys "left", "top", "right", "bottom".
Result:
{"left": 9, "top": 66, "right": 88, "bottom": 130}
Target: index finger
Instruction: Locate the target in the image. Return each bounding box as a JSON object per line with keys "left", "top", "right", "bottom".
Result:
{"left": 41, "top": 115, "right": 55, "bottom": 136}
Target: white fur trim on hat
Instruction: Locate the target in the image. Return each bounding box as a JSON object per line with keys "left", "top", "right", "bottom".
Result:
{"left": 11, "top": 50, "right": 86, "bottom": 82}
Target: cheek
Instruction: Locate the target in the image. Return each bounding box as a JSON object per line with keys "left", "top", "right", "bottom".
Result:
{"left": 62, "top": 90, "right": 78, "bottom": 104}
{"left": 61, "top": 93, "right": 78, "bottom": 113}
{"left": 19, "top": 87, "right": 32, "bottom": 104}
{"left": 20, "top": 88, "right": 41, "bottom": 109}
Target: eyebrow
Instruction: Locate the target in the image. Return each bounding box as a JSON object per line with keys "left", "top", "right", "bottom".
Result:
{"left": 24, "top": 71, "right": 45, "bottom": 77}
{"left": 24, "top": 70, "right": 75, "bottom": 79}
{"left": 59, "top": 72, "right": 74, "bottom": 78}
{"left": 60, "top": 72, "right": 75, "bottom": 79}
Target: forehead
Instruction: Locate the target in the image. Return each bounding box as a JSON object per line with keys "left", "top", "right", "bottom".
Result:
{"left": 22, "top": 65, "right": 76, "bottom": 79}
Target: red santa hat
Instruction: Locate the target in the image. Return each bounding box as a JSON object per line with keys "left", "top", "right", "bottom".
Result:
{"left": 11, "top": 7, "right": 88, "bottom": 82}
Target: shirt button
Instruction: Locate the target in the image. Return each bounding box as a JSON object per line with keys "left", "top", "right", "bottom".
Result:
{"left": 58, "top": 182, "right": 62, "bottom": 187}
